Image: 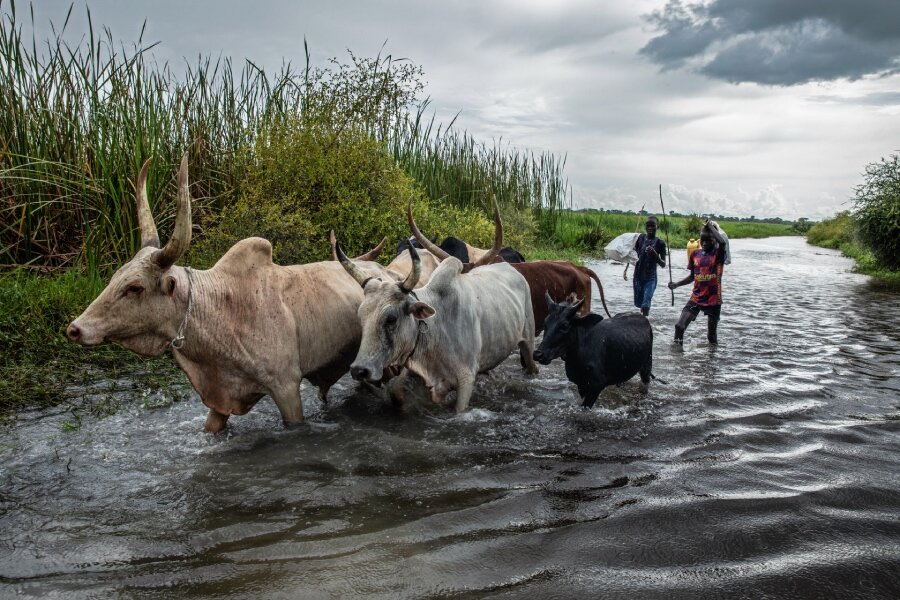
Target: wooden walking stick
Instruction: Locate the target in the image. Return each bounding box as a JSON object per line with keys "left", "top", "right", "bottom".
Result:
{"left": 659, "top": 184, "right": 674, "bottom": 306}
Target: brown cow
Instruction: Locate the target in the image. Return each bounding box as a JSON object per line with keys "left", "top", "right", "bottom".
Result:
{"left": 462, "top": 259, "right": 612, "bottom": 333}
{"left": 67, "top": 156, "right": 401, "bottom": 432}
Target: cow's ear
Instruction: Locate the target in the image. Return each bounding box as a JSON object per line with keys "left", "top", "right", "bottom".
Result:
{"left": 407, "top": 301, "right": 436, "bottom": 320}
{"left": 576, "top": 313, "right": 603, "bottom": 328}
{"left": 162, "top": 274, "right": 177, "bottom": 297}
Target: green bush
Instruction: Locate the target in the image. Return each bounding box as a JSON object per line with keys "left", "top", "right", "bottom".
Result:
{"left": 854, "top": 154, "right": 900, "bottom": 270}
{"left": 807, "top": 211, "right": 854, "bottom": 249}
{"left": 192, "top": 118, "right": 496, "bottom": 266}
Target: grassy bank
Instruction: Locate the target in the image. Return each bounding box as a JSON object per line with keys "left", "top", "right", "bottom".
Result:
{"left": 0, "top": 270, "right": 186, "bottom": 420}
{"left": 807, "top": 212, "right": 900, "bottom": 285}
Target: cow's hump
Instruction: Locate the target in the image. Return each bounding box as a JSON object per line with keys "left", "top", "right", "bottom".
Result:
{"left": 213, "top": 237, "right": 275, "bottom": 276}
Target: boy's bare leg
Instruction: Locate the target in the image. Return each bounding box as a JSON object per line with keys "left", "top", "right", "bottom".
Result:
{"left": 674, "top": 308, "right": 697, "bottom": 344}
{"left": 707, "top": 315, "right": 719, "bottom": 344}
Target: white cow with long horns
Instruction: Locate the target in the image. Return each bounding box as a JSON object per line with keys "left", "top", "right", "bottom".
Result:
{"left": 335, "top": 238, "right": 539, "bottom": 412}
{"left": 67, "top": 154, "right": 394, "bottom": 432}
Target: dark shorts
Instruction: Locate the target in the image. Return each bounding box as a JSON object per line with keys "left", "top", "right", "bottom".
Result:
{"left": 685, "top": 301, "right": 721, "bottom": 321}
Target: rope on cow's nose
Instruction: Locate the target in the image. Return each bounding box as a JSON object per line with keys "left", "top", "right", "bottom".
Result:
{"left": 171, "top": 267, "right": 194, "bottom": 350}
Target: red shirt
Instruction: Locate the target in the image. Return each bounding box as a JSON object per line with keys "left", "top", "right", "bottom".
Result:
{"left": 689, "top": 245, "right": 726, "bottom": 307}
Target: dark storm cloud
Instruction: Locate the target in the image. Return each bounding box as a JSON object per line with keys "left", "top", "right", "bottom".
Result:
{"left": 640, "top": 0, "right": 900, "bottom": 85}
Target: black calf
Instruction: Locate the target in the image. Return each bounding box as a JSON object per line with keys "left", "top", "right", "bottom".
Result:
{"left": 533, "top": 294, "right": 655, "bottom": 408}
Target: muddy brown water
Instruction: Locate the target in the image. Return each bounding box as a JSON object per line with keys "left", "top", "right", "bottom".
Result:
{"left": 2, "top": 237, "right": 899, "bottom": 599}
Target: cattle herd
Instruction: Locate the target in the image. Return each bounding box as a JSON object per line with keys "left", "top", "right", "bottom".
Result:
{"left": 66, "top": 155, "right": 659, "bottom": 433}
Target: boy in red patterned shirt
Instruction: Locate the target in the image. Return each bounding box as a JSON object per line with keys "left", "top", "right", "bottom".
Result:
{"left": 668, "top": 221, "right": 727, "bottom": 344}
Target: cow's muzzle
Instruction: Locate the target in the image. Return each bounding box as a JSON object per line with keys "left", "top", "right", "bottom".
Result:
{"left": 66, "top": 323, "right": 82, "bottom": 342}
{"left": 350, "top": 364, "right": 380, "bottom": 383}
{"left": 66, "top": 320, "right": 104, "bottom": 346}
{"left": 532, "top": 349, "right": 553, "bottom": 365}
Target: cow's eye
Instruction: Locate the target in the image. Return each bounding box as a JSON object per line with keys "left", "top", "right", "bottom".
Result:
{"left": 125, "top": 283, "right": 145, "bottom": 296}
{"left": 384, "top": 314, "right": 398, "bottom": 328}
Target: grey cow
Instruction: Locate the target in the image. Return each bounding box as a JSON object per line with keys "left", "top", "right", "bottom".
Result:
{"left": 335, "top": 241, "right": 539, "bottom": 412}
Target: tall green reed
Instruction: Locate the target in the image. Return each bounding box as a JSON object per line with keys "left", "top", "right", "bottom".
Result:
{"left": 389, "top": 103, "right": 569, "bottom": 229}
{"left": 0, "top": 1, "right": 307, "bottom": 271}
{"left": 1, "top": 0, "right": 570, "bottom": 273}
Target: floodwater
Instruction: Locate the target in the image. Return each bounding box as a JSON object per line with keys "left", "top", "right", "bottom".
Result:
{"left": 2, "top": 237, "right": 899, "bottom": 599}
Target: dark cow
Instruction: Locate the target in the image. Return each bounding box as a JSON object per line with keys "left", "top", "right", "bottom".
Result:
{"left": 398, "top": 202, "right": 526, "bottom": 264}
{"left": 397, "top": 235, "right": 470, "bottom": 262}
{"left": 532, "top": 295, "right": 658, "bottom": 408}
{"left": 499, "top": 246, "right": 526, "bottom": 263}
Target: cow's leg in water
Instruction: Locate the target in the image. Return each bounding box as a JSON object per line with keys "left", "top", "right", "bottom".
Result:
{"left": 204, "top": 409, "right": 229, "bottom": 433}
{"left": 454, "top": 373, "right": 476, "bottom": 412}
{"left": 430, "top": 381, "right": 450, "bottom": 406}
{"left": 581, "top": 379, "right": 607, "bottom": 409}
{"left": 272, "top": 382, "right": 304, "bottom": 426}
{"left": 639, "top": 354, "right": 653, "bottom": 391}
{"left": 519, "top": 340, "right": 539, "bottom": 375}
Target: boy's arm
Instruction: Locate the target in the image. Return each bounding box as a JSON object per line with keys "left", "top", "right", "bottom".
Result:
{"left": 668, "top": 272, "right": 693, "bottom": 289}
{"left": 716, "top": 243, "right": 727, "bottom": 264}
{"left": 657, "top": 240, "right": 667, "bottom": 268}
{"left": 705, "top": 220, "right": 727, "bottom": 245}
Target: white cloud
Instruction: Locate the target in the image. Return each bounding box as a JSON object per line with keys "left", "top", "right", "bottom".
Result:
{"left": 11, "top": 0, "right": 900, "bottom": 221}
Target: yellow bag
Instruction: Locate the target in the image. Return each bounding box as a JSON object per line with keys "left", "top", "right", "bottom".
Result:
{"left": 687, "top": 239, "right": 701, "bottom": 266}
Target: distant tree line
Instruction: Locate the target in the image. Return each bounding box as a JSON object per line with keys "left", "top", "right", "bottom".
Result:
{"left": 575, "top": 207, "right": 811, "bottom": 229}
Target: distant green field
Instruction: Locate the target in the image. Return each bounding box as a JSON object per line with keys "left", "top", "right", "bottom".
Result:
{"left": 545, "top": 210, "right": 798, "bottom": 257}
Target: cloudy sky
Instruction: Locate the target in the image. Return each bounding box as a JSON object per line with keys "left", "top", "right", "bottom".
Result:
{"left": 15, "top": 0, "right": 900, "bottom": 219}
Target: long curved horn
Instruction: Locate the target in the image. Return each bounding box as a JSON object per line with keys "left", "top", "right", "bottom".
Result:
{"left": 407, "top": 201, "right": 450, "bottom": 261}
{"left": 135, "top": 157, "right": 160, "bottom": 249}
{"left": 335, "top": 237, "right": 375, "bottom": 288}
{"left": 354, "top": 236, "right": 387, "bottom": 261}
{"left": 329, "top": 230, "right": 339, "bottom": 261}
{"left": 154, "top": 153, "right": 192, "bottom": 268}
{"left": 398, "top": 244, "right": 421, "bottom": 294}
{"left": 473, "top": 195, "right": 503, "bottom": 266}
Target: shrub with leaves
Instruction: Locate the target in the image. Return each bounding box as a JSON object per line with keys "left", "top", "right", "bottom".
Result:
{"left": 192, "top": 118, "right": 496, "bottom": 266}
{"left": 807, "top": 211, "right": 854, "bottom": 249}
{"left": 853, "top": 154, "right": 900, "bottom": 270}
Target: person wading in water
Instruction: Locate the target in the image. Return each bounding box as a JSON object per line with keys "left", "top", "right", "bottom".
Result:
{"left": 668, "top": 221, "right": 727, "bottom": 344}
{"left": 632, "top": 215, "right": 667, "bottom": 316}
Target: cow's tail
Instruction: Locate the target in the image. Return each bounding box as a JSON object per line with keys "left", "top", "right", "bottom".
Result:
{"left": 584, "top": 267, "right": 612, "bottom": 318}
{"left": 649, "top": 372, "right": 668, "bottom": 385}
